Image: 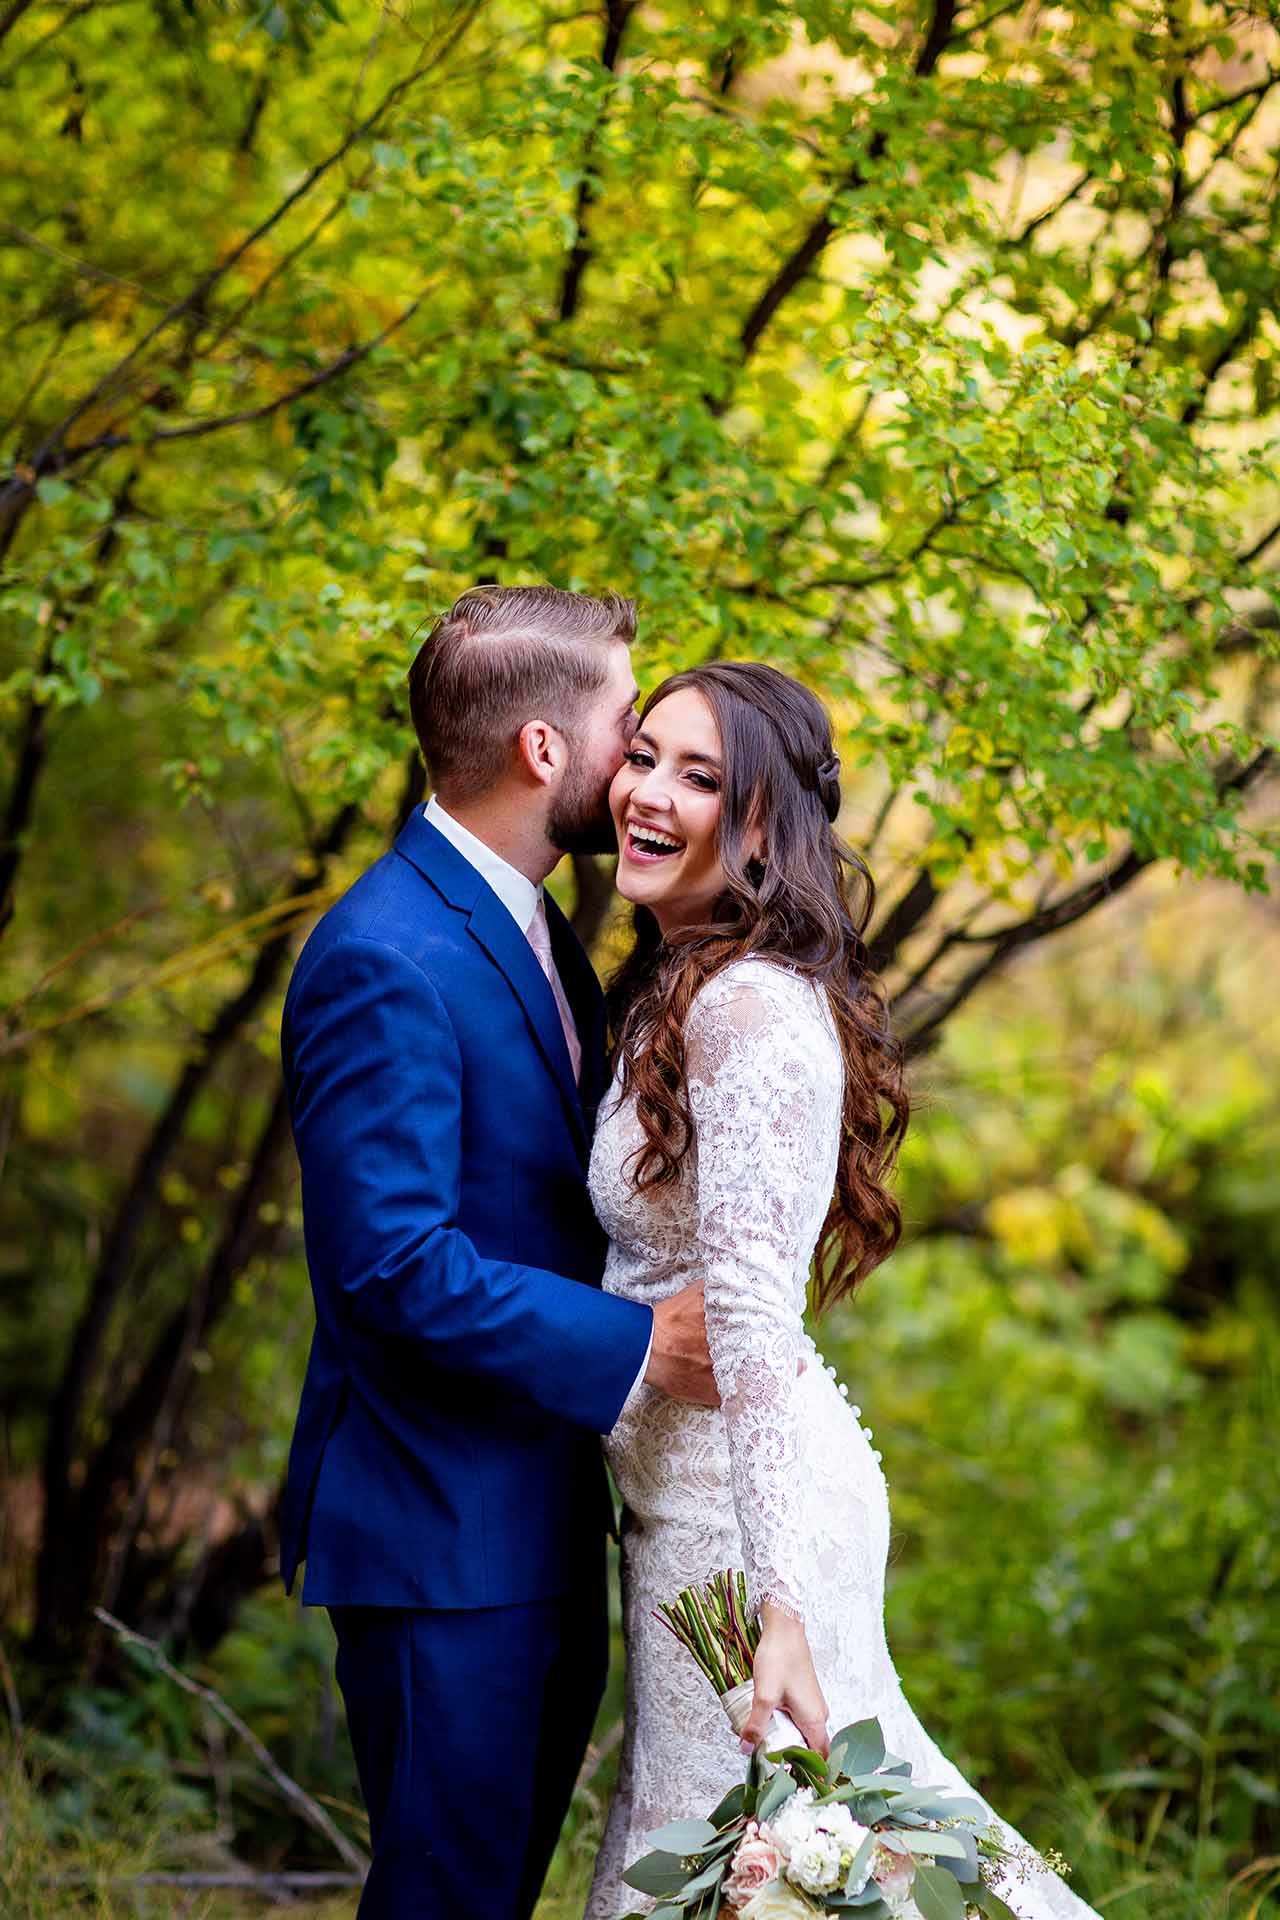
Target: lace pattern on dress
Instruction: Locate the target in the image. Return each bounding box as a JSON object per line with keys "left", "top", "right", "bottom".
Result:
{"left": 685, "top": 968, "right": 837, "bottom": 1622}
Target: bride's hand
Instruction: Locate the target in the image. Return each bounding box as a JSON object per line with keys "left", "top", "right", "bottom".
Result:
{"left": 741, "top": 1602, "right": 829, "bottom": 1757}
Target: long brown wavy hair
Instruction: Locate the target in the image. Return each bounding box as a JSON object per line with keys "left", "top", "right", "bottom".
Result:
{"left": 606, "top": 662, "right": 908, "bottom": 1313}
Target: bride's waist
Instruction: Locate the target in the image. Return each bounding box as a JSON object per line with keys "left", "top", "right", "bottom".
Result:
{"left": 605, "top": 1395, "right": 732, "bottom": 1522}
{"left": 605, "top": 1359, "right": 865, "bottom": 1513}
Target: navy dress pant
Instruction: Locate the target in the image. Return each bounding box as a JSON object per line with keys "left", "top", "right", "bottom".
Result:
{"left": 329, "top": 1577, "right": 609, "bottom": 1920}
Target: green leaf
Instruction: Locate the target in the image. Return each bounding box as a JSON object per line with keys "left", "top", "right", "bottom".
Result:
{"left": 643, "top": 1819, "right": 719, "bottom": 1854}
{"left": 830, "top": 1718, "right": 887, "bottom": 1777}
{"left": 708, "top": 1786, "right": 748, "bottom": 1828}
{"left": 913, "top": 1861, "right": 968, "bottom": 1920}
{"left": 890, "top": 1830, "right": 968, "bottom": 1859}
{"left": 768, "top": 1745, "right": 828, "bottom": 1781}
{"left": 970, "top": 1882, "right": 1018, "bottom": 1920}
{"left": 757, "top": 1766, "right": 798, "bottom": 1822}
{"left": 938, "top": 1831, "right": 980, "bottom": 1884}
{"left": 621, "top": 1852, "right": 693, "bottom": 1898}
{"left": 846, "top": 1830, "right": 878, "bottom": 1893}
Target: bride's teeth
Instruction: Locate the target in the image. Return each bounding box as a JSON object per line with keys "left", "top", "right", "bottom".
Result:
{"left": 630, "top": 826, "right": 682, "bottom": 854}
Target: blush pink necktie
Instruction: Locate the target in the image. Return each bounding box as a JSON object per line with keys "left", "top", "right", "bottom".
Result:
{"left": 527, "top": 894, "right": 582, "bottom": 1086}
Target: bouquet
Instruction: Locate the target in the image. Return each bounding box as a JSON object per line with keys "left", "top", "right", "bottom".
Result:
{"left": 623, "top": 1572, "right": 1065, "bottom": 1920}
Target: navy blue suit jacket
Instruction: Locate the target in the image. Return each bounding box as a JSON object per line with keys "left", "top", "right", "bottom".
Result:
{"left": 279, "top": 808, "right": 653, "bottom": 1609}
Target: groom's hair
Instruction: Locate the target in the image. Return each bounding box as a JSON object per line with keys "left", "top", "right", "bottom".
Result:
{"left": 407, "top": 584, "right": 636, "bottom": 802}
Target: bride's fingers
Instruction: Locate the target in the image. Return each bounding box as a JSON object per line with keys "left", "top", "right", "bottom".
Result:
{"left": 740, "top": 1690, "right": 779, "bottom": 1752}
{"left": 797, "top": 1713, "right": 830, "bottom": 1758}
{"left": 786, "top": 1686, "right": 830, "bottom": 1757}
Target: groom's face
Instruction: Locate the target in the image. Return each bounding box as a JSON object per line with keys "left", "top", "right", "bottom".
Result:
{"left": 547, "top": 642, "right": 640, "bottom": 857}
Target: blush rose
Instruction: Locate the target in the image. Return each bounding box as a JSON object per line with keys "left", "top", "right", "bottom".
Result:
{"left": 723, "top": 1822, "right": 784, "bottom": 1911}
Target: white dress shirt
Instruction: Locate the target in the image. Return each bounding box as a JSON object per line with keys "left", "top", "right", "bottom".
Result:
{"left": 424, "top": 797, "right": 653, "bottom": 1403}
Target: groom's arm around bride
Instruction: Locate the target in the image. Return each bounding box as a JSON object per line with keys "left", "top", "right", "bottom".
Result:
{"left": 278, "top": 585, "right": 714, "bottom": 1920}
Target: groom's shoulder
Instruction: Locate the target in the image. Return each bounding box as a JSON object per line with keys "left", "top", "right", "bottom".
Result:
{"left": 291, "top": 839, "right": 463, "bottom": 995}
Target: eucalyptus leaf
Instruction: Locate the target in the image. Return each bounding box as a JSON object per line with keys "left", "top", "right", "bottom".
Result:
{"left": 940, "top": 1830, "right": 980, "bottom": 1883}
{"left": 890, "top": 1830, "right": 968, "bottom": 1859}
{"left": 621, "top": 1852, "right": 694, "bottom": 1898}
{"left": 846, "top": 1830, "right": 878, "bottom": 1893}
{"left": 830, "top": 1718, "right": 887, "bottom": 1777}
{"left": 757, "top": 1766, "right": 799, "bottom": 1821}
{"left": 643, "top": 1819, "right": 720, "bottom": 1854}
{"left": 876, "top": 1787, "right": 969, "bottom": 1817}
{"left": 913, "top": 1861, "right": 969, "bottom": 1920}
{"left": 970, "top": 1881, "right": 1019, "bottom": 1920}
{"left": 709, "top": 1787, "right": 748, "bottom": 1828}
{"left": 768, "top": 1745, "right": 828, "bottom": 1772}
{"left": 932, "top": 1797, "right": 990, "bottom": 1824}
{"left": 683, "top": 1859, "right": 729, "bottom": 1896}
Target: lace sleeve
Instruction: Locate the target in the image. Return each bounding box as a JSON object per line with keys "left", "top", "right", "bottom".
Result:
{"left": 686, "top": 965, "right": 837, "bottom": 1624}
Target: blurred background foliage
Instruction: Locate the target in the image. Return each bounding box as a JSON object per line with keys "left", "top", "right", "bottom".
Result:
{"left": 1, "top": 0, "right": 1278, "bottom": 1912}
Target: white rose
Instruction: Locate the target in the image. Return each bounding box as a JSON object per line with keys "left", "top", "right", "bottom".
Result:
{"left": 738, "top": 1880, "right": 814, "bottom": 1920}
{"left": 786, "top": 1828, "right": 845, "bottom": 1893}
{"left": 763, "top": 1787, "right": 876, "bottom": 1896}
{"left": 815, "top": 1800, "right": 871, "bottom": 1852}
{"left": 763, "top": 1787, "right": 817, "bottom": 1862}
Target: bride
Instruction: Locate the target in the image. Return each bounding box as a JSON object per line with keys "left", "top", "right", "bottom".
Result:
{"left": 583, "top": 662, "right": 1099, "bottom": 1920}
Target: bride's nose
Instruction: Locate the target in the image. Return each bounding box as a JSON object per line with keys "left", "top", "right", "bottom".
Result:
{"left": 630, "top": 764, "right": 676, "bottom": 812}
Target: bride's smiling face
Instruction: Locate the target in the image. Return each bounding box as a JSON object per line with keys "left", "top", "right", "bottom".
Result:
{"left": 611, "top": 687, "right": 751, "bottom": 934}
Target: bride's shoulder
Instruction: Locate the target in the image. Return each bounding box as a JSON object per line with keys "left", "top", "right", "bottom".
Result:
{"left": 688, "top": 954, "right": 832, "bottom": 1041}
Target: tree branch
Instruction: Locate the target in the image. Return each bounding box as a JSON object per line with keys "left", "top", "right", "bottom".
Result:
{"left": 1192, "top": 68, "right": 1279, "bottom": 123}
{"left": 556, "top": 0, "right": 636, "bottom": 324}
{"left": 869, "top": 868, "right": 939, "bottom": 975}
{"left": 0, "top": 0, "right": 481, "bottom": 552}
{"left": 86, "top": 1083, "right": 295, "bottom": 1631}
{"left": 42, "top": 289, "right": 429, "bottom": 477}
{"left": 737, "top": 0, "right": 958, "bottom": 364}
{"left": 33, "top": 799, "right": 359, "bottom": 1654}
{"left": 92, "top": 1608, "right": 368, "bottom": 1877}
{"left": 0, "top": 466, "right": 138, "bottom": 940}
{"left": 50, "top": 1873, "right": 363, "bottom": 1895}
{"left": 0, "top": 0, "right": 35, "bottom": 48}
{"left": 35, "top": 7, "right": 476, "bottom": 459}
{"left": 899, "top": 748, "right": 1275, "bottom": 1055}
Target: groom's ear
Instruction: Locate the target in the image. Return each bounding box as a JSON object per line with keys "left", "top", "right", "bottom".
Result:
{"left": 515, "top": 716, "right": 566, "bottom": 787}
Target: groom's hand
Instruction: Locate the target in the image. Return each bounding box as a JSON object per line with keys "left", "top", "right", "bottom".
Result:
{"left": 646, "top": 1283, "right": 718, "bottom": 1406}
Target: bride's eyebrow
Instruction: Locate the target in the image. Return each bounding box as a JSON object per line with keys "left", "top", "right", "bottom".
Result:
{"left": 632, "top": 729, "right": 722, "bottom": 771}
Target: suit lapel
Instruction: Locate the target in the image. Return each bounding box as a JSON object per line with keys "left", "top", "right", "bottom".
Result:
{"left": 465, "top": 886, "right": 588, "bottom": 1160}
{"left": 545, "top": 891, "right": 607, "bottom": 1129}
{"left": 394, "top": 809, "right": 597, "bottom": 1158}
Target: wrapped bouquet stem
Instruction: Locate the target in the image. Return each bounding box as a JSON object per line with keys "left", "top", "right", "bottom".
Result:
{"left": 655, "top": 1569, "right": 806, "bottom": 1752}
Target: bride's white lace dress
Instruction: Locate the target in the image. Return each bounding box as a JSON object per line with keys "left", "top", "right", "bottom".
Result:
{"left": 583, "top": 957, "right": 1098, "bottom": 1920}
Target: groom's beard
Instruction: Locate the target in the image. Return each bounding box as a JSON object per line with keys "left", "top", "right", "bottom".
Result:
{"left": 547, "top": 757, "right": 618, "bottom": 857}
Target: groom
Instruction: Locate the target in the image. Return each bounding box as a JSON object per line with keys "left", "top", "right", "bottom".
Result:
{"left": 279, "top": 585, "right": 715, "bottom": 1920}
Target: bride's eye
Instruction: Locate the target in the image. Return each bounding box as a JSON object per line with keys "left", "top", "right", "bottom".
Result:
{"left": 626, "top": 749, "right": 656, "bottom": 768}
{"left": 687, "top": 770, "right": 718, "bottom": 792}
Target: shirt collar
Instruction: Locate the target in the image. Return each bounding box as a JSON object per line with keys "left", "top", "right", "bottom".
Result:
{"left": 423, "top": 796, "right": 540, "bottom": 935}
